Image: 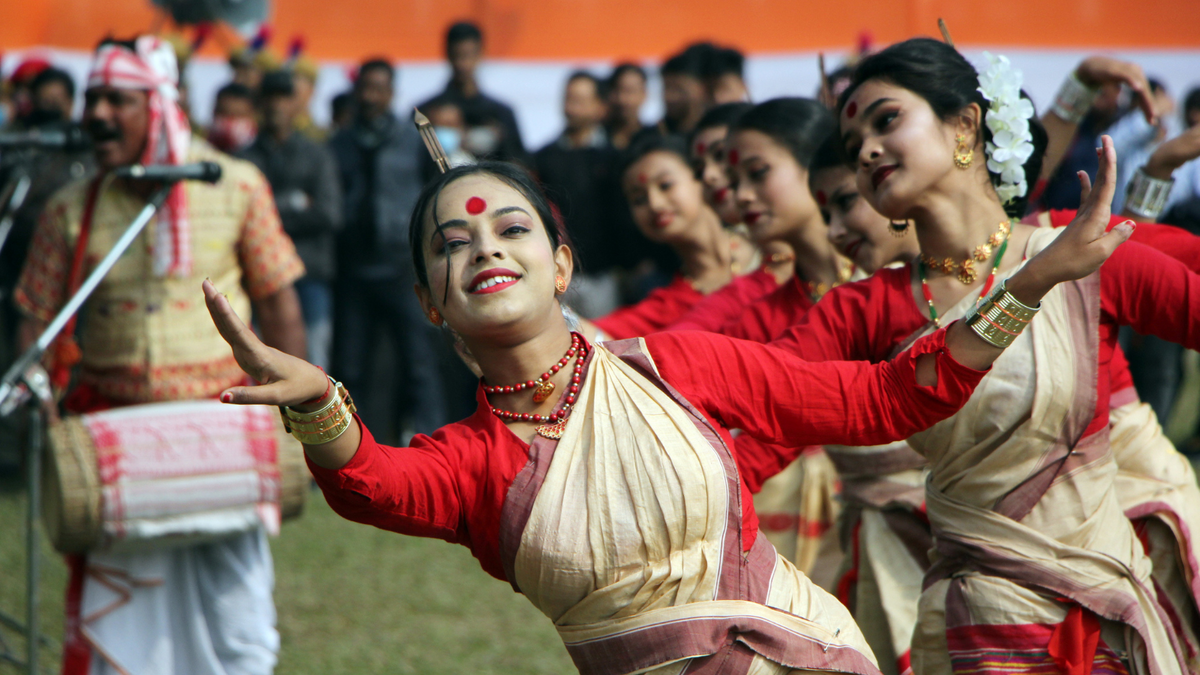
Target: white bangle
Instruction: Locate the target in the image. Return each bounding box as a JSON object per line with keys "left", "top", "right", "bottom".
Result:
{"left": 1124, "top": 168, "right": 1174, "bottom": 221}
{"left": 1051, "top": 71, "right": 1099, "bottom": 125}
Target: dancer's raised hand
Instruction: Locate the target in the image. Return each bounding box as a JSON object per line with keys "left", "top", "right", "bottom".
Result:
{"left": 1011, "top": 135, "right": 1134, "bottom": 303}
{"left": 203, "top": 279, "right": 328, "bottom": 408}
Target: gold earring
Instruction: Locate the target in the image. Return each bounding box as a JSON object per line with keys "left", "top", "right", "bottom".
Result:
{"left": 954, "top": 134, "right": 974, "bottom": 169}
{"left": 889, "top": 220, "right": 909, "bottom": 237}
{"left": 555, "top": 275, "right": 567, "bottom": 294}
{"left": 427, "top": 307, "right": 442, "bottom": 325}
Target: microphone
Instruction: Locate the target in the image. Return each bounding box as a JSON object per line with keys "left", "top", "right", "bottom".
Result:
{"left": 0, "top": 127, "right": 90, "bottom": 150}
{"left": 114, "top": 162, "right": 223, "bottom": 184}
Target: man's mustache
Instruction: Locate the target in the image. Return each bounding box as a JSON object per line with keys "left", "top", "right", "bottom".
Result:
{"left": 86, "top": 120, "right": 122, "bottom": 143}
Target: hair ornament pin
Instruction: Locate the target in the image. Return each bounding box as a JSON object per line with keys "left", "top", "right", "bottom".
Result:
{"left": 976, "top": 52, "right": 1035, "bottom": 205}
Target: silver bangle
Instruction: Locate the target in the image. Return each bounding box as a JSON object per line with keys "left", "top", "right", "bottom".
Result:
{"left": 1051, "top": 71, "right": 1099, "bottom": 125}
{"left": 1124, "top": 168, "right": 1174, "bottom": 221}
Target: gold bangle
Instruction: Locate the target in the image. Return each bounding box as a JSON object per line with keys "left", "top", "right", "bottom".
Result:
{"left": 966, "top": 280, "right": 1039, "bottom": 349}
{"left": 280, "top": 378, "right": 358, "bottom": 445}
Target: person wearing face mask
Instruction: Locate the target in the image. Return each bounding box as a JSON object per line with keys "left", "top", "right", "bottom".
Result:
{"left": 239, "top": 70, "right": 343, "bottom": 372}
{"left": 199, "top": 152, "right": 1113, "bottom": 674}
{"left": 419, "top": 21, "right": 527, "bottom": 164}
{"left": 14, "top": 35, "right": 306, "bottom": 675}
{"left": 207, "top": 82, "right": 258, "bottom": 153}
{"left": 419, "top": 96, "right": 476, "bottom": 181}
{"left": 329, "top": 58, "right": 449, "bottom": 441}
{"left": 534, "top": 71, "right": 631, "bottom": 318}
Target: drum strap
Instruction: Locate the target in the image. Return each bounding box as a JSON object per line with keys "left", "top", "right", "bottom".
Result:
{"left": 49, "top": 176, "right": 104, "bottom": 393}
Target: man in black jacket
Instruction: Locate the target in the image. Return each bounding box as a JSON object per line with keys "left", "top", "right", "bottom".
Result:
{"left": 328, "top": 58, "right": 446, "bottom": 438}
{"left": 420, "top": 22, "right": 527, "bottom": 165}
{"left": 239, "top": 70, "right": 342, "bottom": 370}
{"left": 534, "top": 71, "right": 634, "bottom": 317}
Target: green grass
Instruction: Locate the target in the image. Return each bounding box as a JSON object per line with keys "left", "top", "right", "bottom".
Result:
{"left": 0, "top": 478, "right": 573, "bottom": 674}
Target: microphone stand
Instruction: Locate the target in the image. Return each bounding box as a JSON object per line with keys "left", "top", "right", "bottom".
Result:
{"left": 0, "top": 181, "right": 172, "bottom": 675}
{"left": 0, "top": 159, "right": 34, "bottom": 261}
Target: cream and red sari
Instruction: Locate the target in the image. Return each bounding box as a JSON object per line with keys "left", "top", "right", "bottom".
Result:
{"left": 1111, "top": 397, "right": 1200, "bottom": 663}
{"left": 827, "top": 442, "right": 928, "bottom": 675}
{"left": 498, "top": 339, "right": 879, "bottom": 675}
{"left": 904, "top": 228, "right": 1188, "bottom": 675}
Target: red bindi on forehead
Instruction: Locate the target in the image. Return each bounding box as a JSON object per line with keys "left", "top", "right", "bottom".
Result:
{"left": 728, "top": 149, "right": 739, "bottom": 166}
{"left": 466, "top": 196, "right": 487, "bottom": 215}
{"left": 846, "top": 101, "right": 858, "bottom": 119}
{"left": 695, "top": 141, "right": 707, "bottom": 155}
{"left": 815, "top": 190, "right": 827, "bottom": 206}
{"left": 637, "top": 173, "right": 648, "bottom": 185}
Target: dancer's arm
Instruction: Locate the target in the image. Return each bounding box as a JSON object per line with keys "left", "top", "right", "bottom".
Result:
{"left": 204, "top": 279, "right": 476, "bottom": 541}
{"left": 1040, "top": 56, "right": 1156, "bottom": 181}
{"left": 658, "top": 137, "right": 1135, "bottom": 448}
{"left": 1101, "top": 240, "right": 1200, "bottom": 350}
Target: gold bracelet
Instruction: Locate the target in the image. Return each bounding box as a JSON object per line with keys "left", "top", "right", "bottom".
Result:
{"left": 279, "top": 377, "right": 358, "bottom": 445}
{"left": 966, "top": 280, "right": 1039, "bottom": 349}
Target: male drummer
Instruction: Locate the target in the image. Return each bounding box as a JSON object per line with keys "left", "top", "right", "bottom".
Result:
{"left": 13, "top": 36, "right": 305, "bottom": 675}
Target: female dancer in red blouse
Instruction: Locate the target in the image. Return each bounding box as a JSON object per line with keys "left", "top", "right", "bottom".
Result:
{"left": 204, "top": 159, "right": 1119, "bottom": 675}
{"left": 720, "top": 98, "right": 856, "bottom": 343}
{"left": 666, "top": 104, "right": 797, "bottom": 333}
{"left": 591, "top": 134, "right": 759, "bottom": 339}
{"left": 806, "top": 126, "right": 1200, "bottom": 675}
{"left": 772, "top": 38, "right": 1199, "bottom": 674}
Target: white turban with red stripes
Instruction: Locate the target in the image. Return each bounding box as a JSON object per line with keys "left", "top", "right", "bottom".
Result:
{"left": 88, "top": 35, "right": 194, "bottom": 277}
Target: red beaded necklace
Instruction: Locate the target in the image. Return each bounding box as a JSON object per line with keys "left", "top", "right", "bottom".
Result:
{"left": 485, "top": 333, "right": 587, "bottom": 440}
{"left": 482, "top": 333, "right": 580, "bottom": 403}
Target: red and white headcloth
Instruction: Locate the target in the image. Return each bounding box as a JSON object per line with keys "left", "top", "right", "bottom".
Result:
{"left": 88, "top": 36, "right": 194, "bottom": 277}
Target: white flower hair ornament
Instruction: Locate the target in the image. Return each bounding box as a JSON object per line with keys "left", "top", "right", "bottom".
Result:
{"left": 977, "top": 52, "right": 1036, "bottom": 206}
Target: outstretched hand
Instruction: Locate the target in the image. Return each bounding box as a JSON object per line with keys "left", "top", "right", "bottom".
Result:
{"left": 1014, "top": 135, "right": 1134, "bottom": 302}
{"left": 203, "top": 279, "right": 328, "bottom": 407}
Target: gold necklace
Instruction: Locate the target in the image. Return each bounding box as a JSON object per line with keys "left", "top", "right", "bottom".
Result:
{"left": 919, "top": 220, "right": 1011, "bottom": 285}
{"left": 803, "top": 256, "right": 855, "bottom": 302}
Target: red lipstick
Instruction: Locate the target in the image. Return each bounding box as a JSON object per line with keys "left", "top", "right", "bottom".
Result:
{"left": 468, "top": 268, "right": 522, "bottom": 294}
{"left": 871, "top": 165, "right": 897, "bottom": 190}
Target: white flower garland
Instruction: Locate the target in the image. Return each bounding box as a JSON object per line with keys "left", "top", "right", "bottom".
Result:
{"left": 977, "top": 52, "right": 1035, "bottom": 205}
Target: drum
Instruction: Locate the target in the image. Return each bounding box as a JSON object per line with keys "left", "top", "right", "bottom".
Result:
{"left": 43, "top": 400, "right": 307, "bottom": 554}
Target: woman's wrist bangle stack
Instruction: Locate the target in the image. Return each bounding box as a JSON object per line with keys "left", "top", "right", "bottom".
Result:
{"left": 965, "top": 280, "right": 1040, "bottom": 349}
{"left": 1051, "top": 71, "right": 1099, "bottom": 125}
{"left": 1124, "top": 167, "right": 1174, "bottom": 221}
{"left": 280, "top": 376, "right": 357, "bottom": 445}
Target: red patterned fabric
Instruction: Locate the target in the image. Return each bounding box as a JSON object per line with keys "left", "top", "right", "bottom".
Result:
{"left": 946, "top": 621, "right": 1126, "bottom": 675}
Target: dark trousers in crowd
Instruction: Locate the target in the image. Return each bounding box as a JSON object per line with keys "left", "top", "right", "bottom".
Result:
{"left": 333, "top": 271, "right": 447, "bottom": 440}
